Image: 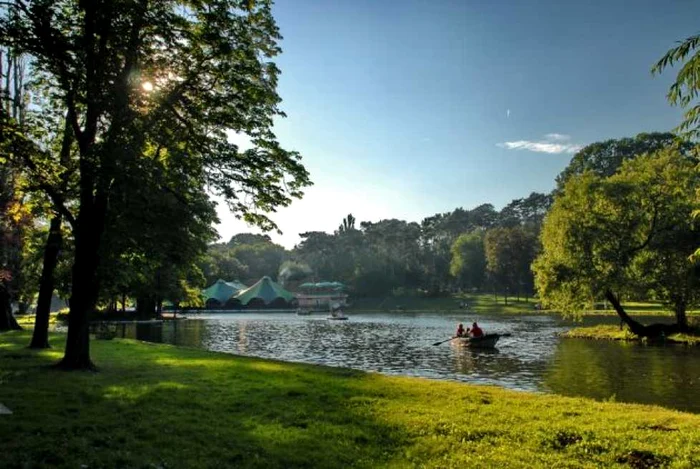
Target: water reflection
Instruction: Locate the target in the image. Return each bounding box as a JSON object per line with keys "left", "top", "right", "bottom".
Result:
{"left": 544, "top": 338, "right": 700, "bottom": 411}
{"left": 110, "top": 312, "right": 700, "bottom": 413}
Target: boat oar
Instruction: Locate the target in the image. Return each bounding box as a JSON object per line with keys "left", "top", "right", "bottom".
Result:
{"left": 432, "top": 336, "right": 456, "bottom": 346}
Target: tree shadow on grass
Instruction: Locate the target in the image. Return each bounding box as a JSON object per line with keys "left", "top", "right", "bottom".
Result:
{"left": 0, "top": 332, "right": 411, "bottom": 468}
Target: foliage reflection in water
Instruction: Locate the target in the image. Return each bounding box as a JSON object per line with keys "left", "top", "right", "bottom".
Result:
{"left": 113, "top": 312, "right": 700, "bottom": 413}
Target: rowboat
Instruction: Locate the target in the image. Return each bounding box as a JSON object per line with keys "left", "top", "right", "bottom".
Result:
{"left": 450, "top": 333, "right": 501, "bottom": 349}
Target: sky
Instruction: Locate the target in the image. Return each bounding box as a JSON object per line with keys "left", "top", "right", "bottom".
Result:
{"left": 215, "top": 0, "right": 700, "bottom": 248}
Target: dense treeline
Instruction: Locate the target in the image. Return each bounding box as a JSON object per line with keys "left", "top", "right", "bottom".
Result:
{"left": 201, "top": 193, "right": 551, "bottom": 302}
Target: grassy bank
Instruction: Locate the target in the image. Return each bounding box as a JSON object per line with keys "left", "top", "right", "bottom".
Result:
{"left": 564, "top": 325, "right": 700, "bottom": 346}
{"left": 2, "top": 331, "right": 700, "bottom": 468}
{"left": 350, "top": 293, "right": 538, "bottom": 314}
{"left": 349, "top": 293, "right": 700, "bottom": 316}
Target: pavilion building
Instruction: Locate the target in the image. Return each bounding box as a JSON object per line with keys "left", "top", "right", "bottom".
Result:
{"left": 295, "top": 282, "right": 349, "bottom": 311}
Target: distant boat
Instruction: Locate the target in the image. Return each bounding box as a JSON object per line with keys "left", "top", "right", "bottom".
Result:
{"left": 296, "top": 309, "right": 311, "bottom": 316}
{"left": 450, "top": 333, "right": 502, "bottom": 349}
{"left": 327, "top": 310, "right": 348, "bottom": 321}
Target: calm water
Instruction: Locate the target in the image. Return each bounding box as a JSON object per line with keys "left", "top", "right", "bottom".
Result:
{"left": 112, "top": 312, "right": 700, "bottom": 413}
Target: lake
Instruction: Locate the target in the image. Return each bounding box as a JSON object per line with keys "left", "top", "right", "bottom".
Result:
{"left": 110, "top": 312, "right": 700, "bottom": 413}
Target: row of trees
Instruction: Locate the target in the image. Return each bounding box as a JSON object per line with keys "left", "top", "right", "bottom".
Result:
{"left": 200, "top": 193, "right": 549, "bottom": 301}
{"left": 0, "top": 1, "right": 310, "bottom": 369}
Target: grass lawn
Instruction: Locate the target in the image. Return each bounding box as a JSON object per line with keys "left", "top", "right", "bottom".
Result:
{"left": 564, "top": 325, "right": 700, "bottom": 346}
{"left": 350, "top": 293, "right": 538, "bottom": 314}
{"left": 2, "top": 330, "right": 700, "bottom": 468}
{"left": 349, "top": 293, "right": 700, "bottom": 317}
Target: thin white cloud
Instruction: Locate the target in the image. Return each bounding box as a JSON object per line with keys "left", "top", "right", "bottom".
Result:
{"left": 497, "top": 133, "right": 582, "bottom": 154}
{"left": 544, "top": 133, "right": 570, "bottom": 141}
{"left": 497, "top": 141, "right": 582, "bottom": 154}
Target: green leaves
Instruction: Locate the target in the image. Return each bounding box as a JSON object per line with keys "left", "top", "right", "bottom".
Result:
{"left": 654, "top": 33, "right": 700, "bottom": 139}
{"left": 535, "top": 149, "right": 700, "bottom": 321}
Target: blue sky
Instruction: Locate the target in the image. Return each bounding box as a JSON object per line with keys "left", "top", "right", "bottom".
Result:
{"left": 217, "top": 0, "right": 700, "bottom": 248}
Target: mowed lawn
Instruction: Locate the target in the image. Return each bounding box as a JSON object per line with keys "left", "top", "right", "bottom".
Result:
{"left": 350, "top": 293, "right": 700, "bottom": 317}
{"left": 1, "top": 330, "right": 700, "bottom": 468}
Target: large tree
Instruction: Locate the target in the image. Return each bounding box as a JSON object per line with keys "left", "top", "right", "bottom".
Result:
{"left": 484, "top": 226, "right": 537, "bottom": 303}
{"left": 2, "top": 1, "right": 310, "bottom": 369}
{"left": 534, "top": 148, "right": 700, "bottom": 334}
{"left": 449, "top": 231, "right": 486, "bottom": 292}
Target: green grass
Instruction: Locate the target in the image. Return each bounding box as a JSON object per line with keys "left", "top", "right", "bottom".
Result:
{"left": 2, "top": 330, "right": 700, "bottom": 468}
{"left": 565, "top": 325, "right": 700, "bottom": 345}
{"left": 349, "top": 293, "right": 700, "bottom": 317}
{"left": 350, "top": 293, "right": 538, "bottom": 314}
{"left": 15, "top": 312, "right": 62, "bottom": 327}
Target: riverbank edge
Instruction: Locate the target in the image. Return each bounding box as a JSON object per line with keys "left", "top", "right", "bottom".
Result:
{"left": 2, "top": 330, "right": 700, "bottom": 468}
{"left": 348, "top": 295, "right": 700, "bottom": 316}
{"left": 563, "top": 325, "right": 700, "bottom": 345}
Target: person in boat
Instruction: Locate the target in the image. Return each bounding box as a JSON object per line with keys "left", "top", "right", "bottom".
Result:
{"left": 469, "top": 322, "right": 484, "bottom": 338}
{"left": 456, "top": 323, "right": 465, "bottom": 337}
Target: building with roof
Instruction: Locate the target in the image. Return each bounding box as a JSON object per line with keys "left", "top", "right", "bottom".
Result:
{"left": 295, "top": 281, "right": 349, "bottom": 311}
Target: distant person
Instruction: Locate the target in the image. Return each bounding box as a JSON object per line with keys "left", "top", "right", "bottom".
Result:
{"left": 456, "top": 323, "right": 465, "bottom": 337}
{"left": 470, "top": 322, "right": 484, "bottom": 338}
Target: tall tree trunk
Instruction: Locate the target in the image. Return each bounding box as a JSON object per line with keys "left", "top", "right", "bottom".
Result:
{"left": 30, "top": 216, "right": 62, "bottom": 348}
{"left": 136, "top": 295, "right": 156, "bottom": 318}
{"left": 604, "top": 289, "right": 679, "bottom": 338}
{"left": 605, "top": 290, "right": 646, "bottom": 335}
{"left": 32, "top": 109, "right": 73, "bottom": 348}
{"left": 674, "top": 301, "right": 689, "bottom": 332}
{"left": 58, "top": 197, "right": 106, "bottom": 370}
{"left": 0, "top": 284, "right": 21, "bottom": 331}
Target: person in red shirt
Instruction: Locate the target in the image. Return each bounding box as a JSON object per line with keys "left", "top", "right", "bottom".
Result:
{"left": 456, "top": 323, "right": 465, "bottom": 337}
{"left": 470, "top": 322, "right": 484, "bottom": 338}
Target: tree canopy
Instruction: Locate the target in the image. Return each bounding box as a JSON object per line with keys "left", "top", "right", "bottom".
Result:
{"left": 534, "top": 148, "right": 700, "bottom": 331}
{"left": 0, "top": 0, "right": 311, "bottom": 368}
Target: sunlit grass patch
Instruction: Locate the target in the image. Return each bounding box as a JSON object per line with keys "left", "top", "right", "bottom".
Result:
{"left": 14, "top": 312, "right": 62, "bottom": 327}
{"left": 565, "top": 325, "right": 700, "bottom": 345}
{"left": 564, "top": 325, "right": 639, "bottom": 341}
